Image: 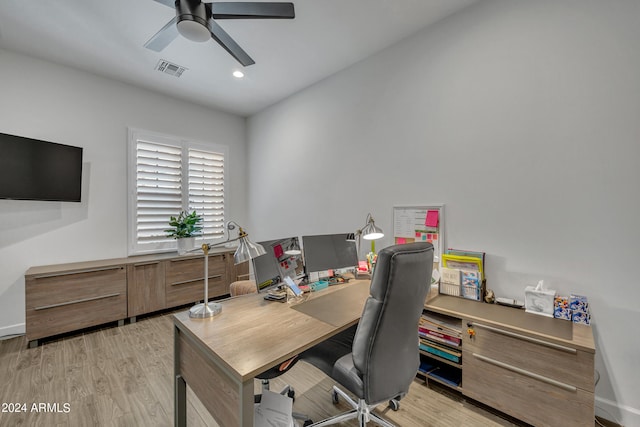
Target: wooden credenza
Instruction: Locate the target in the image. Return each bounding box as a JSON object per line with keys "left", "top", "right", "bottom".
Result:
{"left": 424, "top": 294, "right": 595, "bottom": 427}
{"left": 25, "top": 249, "right": 249, "bottom": 347}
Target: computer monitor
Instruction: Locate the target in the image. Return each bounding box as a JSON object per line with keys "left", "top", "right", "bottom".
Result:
{"left": 302, "top": 233, "right": 359, "bottom": 277}
{"left": 253, "top": 236, "right": 304, "bottom": 292}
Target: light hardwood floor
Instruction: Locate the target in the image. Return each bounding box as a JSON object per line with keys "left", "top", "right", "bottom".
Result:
{"left": 0, "top": 309, "right": 589, "bottom": 427}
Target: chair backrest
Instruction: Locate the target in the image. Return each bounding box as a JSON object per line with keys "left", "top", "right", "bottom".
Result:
{"left": 351, "top": 242, "right": 434, "bottom": 404}
{"left": 229, "top": 280, "right": 258, "bottom": 297}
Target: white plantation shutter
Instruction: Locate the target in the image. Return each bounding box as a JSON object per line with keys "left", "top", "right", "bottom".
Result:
{"left": 128, "top": 129, "right": 227, "bottom": 255}
{"left": 188, "top": 148, "right": 225, "bottom": 239}
{"left": 135, "top": 141, "right": 183, "bottom": 245}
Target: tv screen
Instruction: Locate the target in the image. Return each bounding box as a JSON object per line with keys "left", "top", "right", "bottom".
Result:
{"left": 302, "top": 233, "right": 358, "bottom": 275}
{"left": 0, "top": 132, "right": 83, "bottom": 202}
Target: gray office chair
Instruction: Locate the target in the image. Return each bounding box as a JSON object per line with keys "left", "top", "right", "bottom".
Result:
{"left": 309, "top": 242, "right": 434, "bottom": 427}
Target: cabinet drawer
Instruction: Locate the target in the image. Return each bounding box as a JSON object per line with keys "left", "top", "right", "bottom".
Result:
{"left": 464, "top": 321, "right": 593, "bottom": 391}
{"left": 26, "top": 266, "right": 127, "bottom": 340}
{"left": 463, "top": 350, "right": 594, "bottom": 427}
{"left": 165, "top": 255, "right": 227, "bottom": 307}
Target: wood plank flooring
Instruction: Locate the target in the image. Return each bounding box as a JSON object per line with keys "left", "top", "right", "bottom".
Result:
{"left": 0, "top": 309, "right": 590, "bottom": 426}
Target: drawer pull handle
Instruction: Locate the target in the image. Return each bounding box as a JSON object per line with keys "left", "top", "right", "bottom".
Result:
{"left": 171, "top": 274, "right": 222, "bottom": 286}
{"left": 170, "top": 255, "right": 222, "bottom": 263}
{"left": 470, "top": 322, "right": 577, "bottom": 354}
{"left": 34, "top": 293, "right": 121, "bottom": 311}
{"left": 472, "top": 353, "right": 577, "bottom": 392}
{"left": 133, "top": 261, "right": 160, "bottom": 267}
{"left": 35, "top": 266, "right": 124, "bottom": 279}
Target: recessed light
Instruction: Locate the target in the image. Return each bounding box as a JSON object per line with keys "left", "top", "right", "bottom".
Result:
{"left": 232, "top": 70, "right": 245, "bottom": 79}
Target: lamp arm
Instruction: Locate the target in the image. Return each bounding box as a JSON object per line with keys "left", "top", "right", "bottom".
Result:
{"left": 197, "top": 220, "right": 248, "bottom": 253}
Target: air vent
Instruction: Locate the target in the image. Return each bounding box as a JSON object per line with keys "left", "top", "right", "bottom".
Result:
{"left": 155, "top": 59, "right": 187, "bottom": 77}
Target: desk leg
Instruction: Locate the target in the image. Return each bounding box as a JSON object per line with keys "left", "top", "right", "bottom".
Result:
{"left": 175, "top": 374, "right": 186, "bottom": 427}
{"left": 175, "top": 325, "right": 186, "bottom": 427}
{"left": 174, "top": 323, "right": 254, "bottom": 426}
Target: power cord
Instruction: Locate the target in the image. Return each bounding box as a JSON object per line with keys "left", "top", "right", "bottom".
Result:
{"left": 593, "top": 369, "right": 625, "bottom": 427}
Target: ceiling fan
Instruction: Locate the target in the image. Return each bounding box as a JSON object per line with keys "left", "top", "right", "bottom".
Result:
{"left": 144, "top": 0, "right": 295, "bottom": 67}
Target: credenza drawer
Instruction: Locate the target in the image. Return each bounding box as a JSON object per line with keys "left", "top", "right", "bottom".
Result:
{"left": 463, "top": 350, "right": 594, "bottom": 427}
{"left": 463, "top": 321, "right": 593, "bottom": 391}
{"left": 165, "top": 255, "right": 227, "bottom": 307}
{"left": 26, "top": 266, "right": 127, "bottom": 341}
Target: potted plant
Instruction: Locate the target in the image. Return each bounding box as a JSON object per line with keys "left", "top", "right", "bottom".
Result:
{"left": 165, "top": 210, "right": 203, "bottom": 254}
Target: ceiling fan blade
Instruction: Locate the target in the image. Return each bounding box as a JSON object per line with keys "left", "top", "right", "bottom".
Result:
{"left": 207, "top": 2, "right": 295, "bottom": 19}
{"left": 206, "top": 19, "right": 255, "bottom": 66}
{"left": 150, "top": 0, "right": 176, "bottom": 8}
{"left": 144, "top": 16, "right": 179, "bottom": 51}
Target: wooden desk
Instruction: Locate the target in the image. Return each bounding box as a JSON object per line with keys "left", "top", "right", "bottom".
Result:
{"left": 173, "top": 279, "right": 371, "bottom": 427}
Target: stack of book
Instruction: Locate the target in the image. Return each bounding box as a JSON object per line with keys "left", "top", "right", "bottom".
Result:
{"left": 418, "top": 312, "right": 463, "bottom": 387}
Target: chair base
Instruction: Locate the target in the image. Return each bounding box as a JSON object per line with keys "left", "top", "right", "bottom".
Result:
{"left": 308, "top": 386, "right": 396, "bottom": 427}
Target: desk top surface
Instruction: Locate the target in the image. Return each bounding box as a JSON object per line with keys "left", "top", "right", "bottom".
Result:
{"left": 173, "top": 279, "right": 371, "bottom": 381}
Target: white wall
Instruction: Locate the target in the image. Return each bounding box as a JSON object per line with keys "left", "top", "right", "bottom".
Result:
{"left": 0, "top": 49, "right": 247, "bottom": 336}
{"left": 247, "top": 0, "right": 640, "bottom": 424}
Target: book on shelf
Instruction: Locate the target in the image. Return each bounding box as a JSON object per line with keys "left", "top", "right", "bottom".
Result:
{"left": 419, "top": 339, "right": 462, "bottom": 363}
{"left": 461, "top": 269, "right": 482, "bottom": 301}
{"left": 419, "top": 342, "right": 461, "bottom": 363}
{"left": 439, "top": 267, "right": 461, "bottom": 297}
{"left": 419, "top": 312, "right": 462, "bottom": 337}
{"left": 418, "top": 329, "right": 461, "bottom": 347}
{"left": 420, "top": 339, "right": 462, "bottom": 357}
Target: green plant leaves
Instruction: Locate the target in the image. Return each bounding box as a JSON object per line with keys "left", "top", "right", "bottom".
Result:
{"left": 164, "top": 210, "right": 203, "bottom": 239}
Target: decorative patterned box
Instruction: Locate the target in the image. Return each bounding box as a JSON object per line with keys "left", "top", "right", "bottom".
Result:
{"left": 554, "top": 296, "right": 571, "bottom": 321}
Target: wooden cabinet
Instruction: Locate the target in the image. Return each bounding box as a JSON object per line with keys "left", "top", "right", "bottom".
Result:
{"left": 165, "top": 253, "right": 228, "bottom": 307}
{"left": 25, "top": 248, "right": 237, "bottom": 347}
{"left": 26, "top": 264, "right": 127, "bottom": 345}
{"left": 127, "top": 261, "right": 166, "bottom": 317}
{"left": 232, "top": 260, "right": 250, "bottom": 282}
{"left": 425, "top": 294, "right": 595, "bottom": 427}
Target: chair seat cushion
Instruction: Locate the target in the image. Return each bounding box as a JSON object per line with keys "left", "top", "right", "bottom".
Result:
{"left": 332, "top": 353, "right": 364, "bottom": 399}
{"left": 301, "top": 324, "right": 357, "bottom": 377}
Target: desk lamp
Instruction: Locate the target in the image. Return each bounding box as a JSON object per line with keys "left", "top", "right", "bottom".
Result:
{"left": 350, "top": 213, "right": 384, "bottom": 274}
{"left": 189, "top": 221, "right": 266, "bottom": 318}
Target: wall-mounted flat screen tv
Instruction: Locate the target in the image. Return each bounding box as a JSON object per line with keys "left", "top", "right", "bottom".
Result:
{"left": 0, "top": 132, "right": 83, "bottom": 202}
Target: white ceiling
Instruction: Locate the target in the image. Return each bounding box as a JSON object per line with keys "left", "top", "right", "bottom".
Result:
{"left": 0, "top": 0, "right": 477, "bottom": 116}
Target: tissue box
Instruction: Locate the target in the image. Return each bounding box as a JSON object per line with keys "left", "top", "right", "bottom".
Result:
{"left": 525, "top": 286, "right": 556, "bottom": 317}
{"left": 554, "top": 296, "right": 571, "bottom": 320}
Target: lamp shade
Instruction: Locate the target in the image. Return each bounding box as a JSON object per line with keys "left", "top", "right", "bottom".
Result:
{"left": 361, "top": 220, "right": 384, "bottom": 240}
{"left": 234, "top": 236, "right": 266, "bottom": 264}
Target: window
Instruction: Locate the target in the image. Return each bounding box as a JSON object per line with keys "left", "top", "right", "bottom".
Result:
{"left": 128, "top": 128, "right": 228, "bottom": 255}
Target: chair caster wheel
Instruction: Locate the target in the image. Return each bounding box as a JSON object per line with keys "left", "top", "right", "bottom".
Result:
{"left": 331, "top": 390, "right": 339, "bottom": 405}
{"left": 389, "top": 399, "right": 399, "bottom": 411}
{"left": 303, "top": 419, "right": 313, "bottom": 426}
{"left": 287, "top": 388, "right": 295, "bottom": 401}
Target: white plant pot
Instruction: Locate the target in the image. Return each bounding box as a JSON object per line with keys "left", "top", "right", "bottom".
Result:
{"left": 177, "top": 237, "right": 195, "bottom": 255}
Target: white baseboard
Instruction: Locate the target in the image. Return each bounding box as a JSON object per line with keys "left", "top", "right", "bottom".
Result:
{"left": 0, "top": 322, "right": 25, "bottom": 339}
{"left": 596, "top": 395, "right": 640, "bottom": 426}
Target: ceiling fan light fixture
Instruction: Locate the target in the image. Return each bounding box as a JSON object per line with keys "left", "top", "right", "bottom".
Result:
{"left": 176, "top": 0, "right": 210, "bottom": 42}
{"left": 177, "top": 18, "right": 210, "bottom": 42}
